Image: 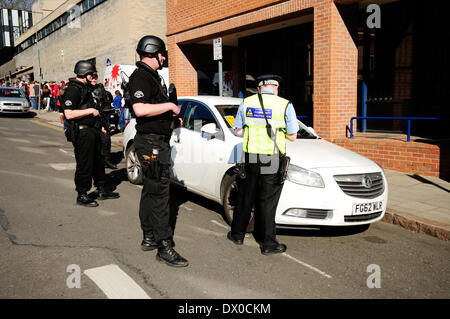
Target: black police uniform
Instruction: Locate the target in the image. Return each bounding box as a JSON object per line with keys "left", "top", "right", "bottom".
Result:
{"left": 129, "top": 61, "right": 174, "bottom": 244}
{"left": 90, "top": 84, "right": 116, "bottom": 169}
{"left": 62, "top": 78, "right": 106, "bottom": 197}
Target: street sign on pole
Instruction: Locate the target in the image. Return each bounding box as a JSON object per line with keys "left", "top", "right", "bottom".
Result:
{"left": 214, "top": 38, "right": 223, "bottom": 96}
{"left": 213, "top": 37, "right": 222, "bottom": 61}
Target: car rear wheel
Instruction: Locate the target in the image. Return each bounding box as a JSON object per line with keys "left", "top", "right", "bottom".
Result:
{"left": 126, "top": 144, "right": 143, "bottom": 185}
{"left": 222, "top": 174, "right": 255, "bottom": 233}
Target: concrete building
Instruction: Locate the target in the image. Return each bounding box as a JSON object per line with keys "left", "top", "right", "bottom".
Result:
{"left": 0, "top": 0, "right": 167, "bottom": 84}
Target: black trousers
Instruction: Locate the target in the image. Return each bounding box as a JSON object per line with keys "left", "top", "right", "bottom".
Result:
{"left": 231, "top": 161, "right": 284, "bottom": 248}
{"left": 134, "top": 133, "right": 173, "bottom": 243}
{"left": 73, "top": 127, "right": 105, "bottom": 194}
{"left": 100, "top": 131, "right": 111, "bottom": 157}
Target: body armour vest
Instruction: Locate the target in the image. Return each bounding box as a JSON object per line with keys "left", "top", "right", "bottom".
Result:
{"left": 132, "top": 61, "right": 173, "bottom": 136}
{"left": 64, "top": 78, "right": 97, "bottom": 127}
{"left": 243, "top": 94, "right": 289, "bottom": 155}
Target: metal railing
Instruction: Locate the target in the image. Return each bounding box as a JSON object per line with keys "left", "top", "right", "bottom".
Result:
{"left": 350, "top": 117, "right": 440, "bottom": 142}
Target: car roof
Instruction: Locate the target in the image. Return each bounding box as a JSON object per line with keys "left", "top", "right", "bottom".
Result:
{"left": 179, "top": 95, "right": 243, "bottom": 105}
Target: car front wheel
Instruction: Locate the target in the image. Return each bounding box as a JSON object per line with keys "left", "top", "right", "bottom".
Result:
{"left": 126, "top": 144, "right": 143, "bottom": 185}
{"left": 222, "top": 174, "right": 255, "bottom": 233}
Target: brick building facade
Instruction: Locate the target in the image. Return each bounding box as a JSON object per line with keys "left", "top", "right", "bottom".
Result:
{"left": 166, "top": 0, "right": 449, "bottom": 178}
{"left": 166, "top": 0, "right": 358, "bottom": 141}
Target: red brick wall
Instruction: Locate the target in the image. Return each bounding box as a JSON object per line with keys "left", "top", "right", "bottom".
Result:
{"left": 167, "top": 0, "right": 358, "bottom": 140}
{"left": 313, "top": 0, "right": 358, "bottom": 140}
{"left": 166, "top": 0, "right": 284, "bottom": 36}
{"left": 333, "top": 137, "right": 449, "bottom": 178}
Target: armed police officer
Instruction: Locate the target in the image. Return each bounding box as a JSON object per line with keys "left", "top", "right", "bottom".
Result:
{"left": 227, "top": 74, "right": 299, "bottom": 255}
{"left": 129, "top": 35, "right": 188, "bottom": 267}
{"left": 89, "top": 73, "right": 118, "bottom": 169}
{"left": 62, "top": 60, "right": 119, "bottom": 207}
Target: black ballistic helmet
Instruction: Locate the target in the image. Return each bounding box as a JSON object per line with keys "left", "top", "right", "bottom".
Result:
{"left": 74, "top": 60, "right": 97, "bottom": 77}
{"left": 136, "top": 35, "right": 166, "bottom": 56}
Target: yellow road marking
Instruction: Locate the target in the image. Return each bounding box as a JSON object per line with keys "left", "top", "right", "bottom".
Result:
{"left": 31, "top": 119, "right": 64, "bottom": 132}
{"left": 31, "top": 119, "right": 122, "bottom": 149}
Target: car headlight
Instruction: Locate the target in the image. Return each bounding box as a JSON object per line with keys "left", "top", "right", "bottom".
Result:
{"left": 286, "top": 164, "right": 325, "bottom": 188}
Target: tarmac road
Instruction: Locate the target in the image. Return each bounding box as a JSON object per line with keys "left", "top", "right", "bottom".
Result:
{"left": 0, "top": 114, "right": 449, "bottom": 300}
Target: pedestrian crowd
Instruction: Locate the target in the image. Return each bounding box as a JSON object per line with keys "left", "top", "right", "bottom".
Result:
{"left": 0, "top": 79, "right": 67, "bottom": 112}
{"left": 0, "top": 79, "right": 129, "bottom": 132}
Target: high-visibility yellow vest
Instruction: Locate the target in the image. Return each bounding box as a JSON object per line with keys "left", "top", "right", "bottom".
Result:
{"left": 243, "top": 94, "right": 289, "bottom": 155}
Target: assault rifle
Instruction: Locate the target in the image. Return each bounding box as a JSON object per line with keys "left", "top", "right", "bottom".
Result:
{"left": 168, "top": 83, "right": 181, "bottom": 130}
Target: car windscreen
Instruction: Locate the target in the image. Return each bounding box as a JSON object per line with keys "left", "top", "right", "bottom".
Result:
{"left": 216, "top": 104, "right": 318, "bottom": 139}
{"left": 0, "top": 89, "right": 25, "bottom": 98}
{"left": 215, "top": 104, "right": 240, "bottom": 131}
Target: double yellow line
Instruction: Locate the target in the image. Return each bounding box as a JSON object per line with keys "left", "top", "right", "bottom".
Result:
{"left": 30, "top": 119, "right": 122, "bottom": 149}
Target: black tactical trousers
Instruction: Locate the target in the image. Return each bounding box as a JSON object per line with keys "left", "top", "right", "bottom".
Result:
{"left": 134, "top": 133, "right": 173, "bottom": 243}
{"left": 100, "top": 131, "right": 111, "bottom": 157}
{"left": 231, "top": 161, "right": 284, "bottom": 248}
{"left": 73, "top": 127, "right": 106, "bottom": 194}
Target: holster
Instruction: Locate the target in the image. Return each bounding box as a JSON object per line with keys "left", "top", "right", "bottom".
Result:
{"left": 66, "top": 122, "right": 78, "bottom": 143}
{"left": 277, "top": 154, "right": 290, "bottom": 184}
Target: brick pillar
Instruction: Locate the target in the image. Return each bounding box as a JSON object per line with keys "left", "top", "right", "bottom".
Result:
{"left": 167, "top": 38, "right": 197, "bottom": 96}
{"left": 313, "top": 0, "right": 358, "bottom": 140}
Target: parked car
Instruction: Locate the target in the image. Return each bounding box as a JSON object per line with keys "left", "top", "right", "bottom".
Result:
{"left": 0, "top": 87, "right": 30, "bottom": 114}
{"left": 123, "top": 96, "right": 388, "bottom": 230}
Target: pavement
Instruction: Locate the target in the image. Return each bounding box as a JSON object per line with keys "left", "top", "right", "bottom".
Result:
{"left": 31, "top": 110, "right": 450, "bottom": 241}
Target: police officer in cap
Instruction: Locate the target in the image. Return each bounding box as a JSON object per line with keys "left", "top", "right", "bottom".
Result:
{"left": 227, "top": 74, "right": 299, "bottom": 255}
{"left": 129, "top": 35, "right": 188, "bottom": 267}
{"left": 62, "top": 60, "right": 120, "bottom": 207}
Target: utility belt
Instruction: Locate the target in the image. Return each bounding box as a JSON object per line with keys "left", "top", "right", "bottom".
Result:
{"left": 138, "top": 132, "right": 171, "bottom": 143}
{"left": 237, "top": 152, "right": 290, "bottom": 184}
{"left": 78, "top": 124, "right": 93, "bottom": 130}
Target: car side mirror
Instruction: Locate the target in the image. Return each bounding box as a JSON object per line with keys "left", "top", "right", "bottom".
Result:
{"left": 201, "top": 123, "right": 219, "bottom": 138}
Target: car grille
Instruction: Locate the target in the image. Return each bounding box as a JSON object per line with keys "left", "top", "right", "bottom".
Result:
{"left": 344, "top": 212, "right": 382, "bottom": 222}
{"left": 305, "top": 209, "right": 331, "bottom": 219}
{"left": 334, "top": 172, "right": 384, "bottom": 199}
{"left": 3, "top": 103, "right": 22, "bottom": 106}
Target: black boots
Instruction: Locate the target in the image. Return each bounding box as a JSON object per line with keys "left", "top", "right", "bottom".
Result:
{"left": 227, "top": 231, "right": 244, "bottom": 245}
{"left": 77, "top": 193, "right": 99, "bottom": 207}
{"left": 141, "top": 233, "right": 158, "bottom": 251}
{"left": 156, "top": 239, "right": 188, "bottom": 267}
{"left": 97, "top": 187, "right": 120, "bottom": 200}
{"left": 260, "top": 243, "right": 287, "bottom": 255}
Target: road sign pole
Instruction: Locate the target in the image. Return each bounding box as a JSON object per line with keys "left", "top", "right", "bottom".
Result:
{"left": 218, "top": 60, "right": 223, "bottom": 97}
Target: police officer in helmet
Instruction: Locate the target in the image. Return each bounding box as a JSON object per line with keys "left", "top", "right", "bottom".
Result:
{"left": 129, "top": 35, "right": 188, "bottom": 267}
{"left": 62, "top": 60, "right": 120, "bottom": 207}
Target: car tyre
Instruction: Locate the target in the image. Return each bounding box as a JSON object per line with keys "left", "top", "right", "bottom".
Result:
{"left": 222, "top": 174, "right": 255, "bottom": 233}
{"left": 126, "top": 143, "right": 143, "bottom": 185}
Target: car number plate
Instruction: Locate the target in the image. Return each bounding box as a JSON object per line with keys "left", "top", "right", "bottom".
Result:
{"left": 352, "top": 201, "right": 383, "bottom": 215}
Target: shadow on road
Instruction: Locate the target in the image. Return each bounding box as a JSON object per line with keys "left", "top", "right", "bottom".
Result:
{"left": 277, "top": 224, "right": 370, "bottom": 238}
{"left": 0, "top": 112, "right": 37, "bottom": 119}
{"left": 168, "top": 184, "right": 372, "bottom": 238}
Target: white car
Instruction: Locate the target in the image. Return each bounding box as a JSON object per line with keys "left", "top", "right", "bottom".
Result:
{"left": 0, "top": 87, "right": 30, "bottom": 114}
{"left": 123, "top": 96, "right": 387, "bottom": 230}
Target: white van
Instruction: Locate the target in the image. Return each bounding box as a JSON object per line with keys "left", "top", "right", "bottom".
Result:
{"left": 103, "top": 64, "right": 169, "bottom": 96}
